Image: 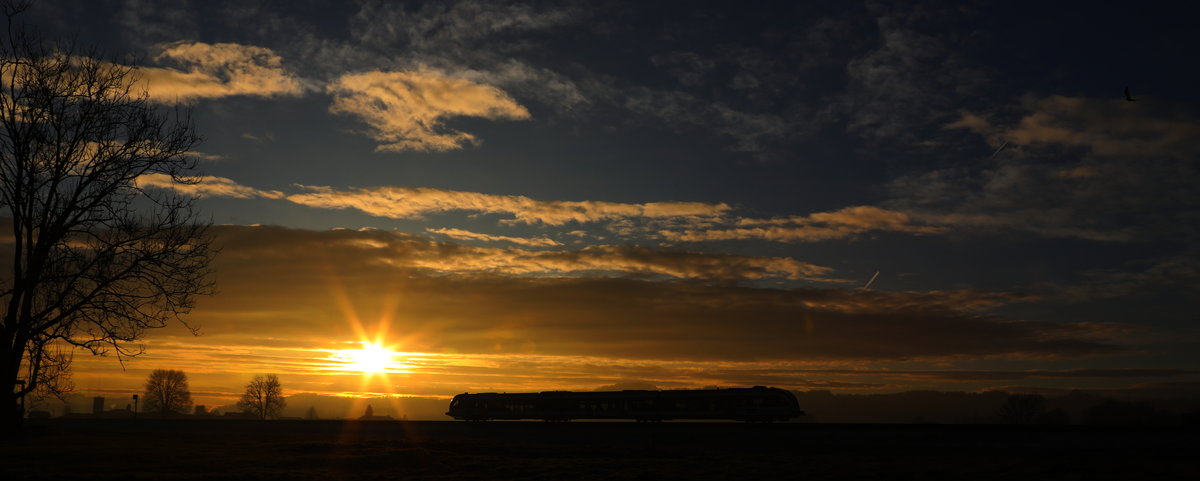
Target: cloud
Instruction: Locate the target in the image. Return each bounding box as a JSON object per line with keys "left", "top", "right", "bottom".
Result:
{"left": 163, "top": 224, "right": 1118, "bottom": 363}
{"left": 951, "top": 96, "right": 1200, "bottom": 158}
{"left": 240, "top": 132, "right": 275, "bottom": 143}
{"left": 660, "top": 205, "right": 946, "bottom": 242}
{"left": 326, "top": 69, "right": 531, "bottom": 152}
{"left": 832, "top": 4, "right": 990, "bottom": 144}
{"left": 872, "top": 368, "right": 1200, "bottom": 382}
{"left": 903, "top": 95, "right": 1200, "bottom": 243}
{"left": 597, "top": 83, "right": 798, "bottom": 159}
{"left": 135, "top": 42, "right": 304, "bottom": 103}
{"left": 314, "top": 228, "right": 835, "bottom": 282}
{"left": 142, "top": 173, "right": 951, "bottom": 244}
{"left": 427, "top": 227, "right": 561, "bottom": 247}
{"left": 141, "top": 223, "right": 832, "bottom": 283}
{"left": 1056, "top": 249, "right": 1200, "bottom": 301}
{"left": 286, "top": 184, "right": 731, "bottom": 225}
{"left": 136, "top": 173, "right": 284, "bottom": 199}
{"left": 505, "top": 245, "right": 836, "bottom": 281}
{"left": 346, "top": 1, "right": 589, "bottom": 110}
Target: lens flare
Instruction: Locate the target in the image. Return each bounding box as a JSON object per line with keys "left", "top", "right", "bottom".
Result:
{"left": 336, "top": 342, "right": 397, "bottom": 373}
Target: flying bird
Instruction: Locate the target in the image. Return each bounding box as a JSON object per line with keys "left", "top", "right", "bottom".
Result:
{"left": 1125, "top": 87, "right": 1137, "bottom": 102}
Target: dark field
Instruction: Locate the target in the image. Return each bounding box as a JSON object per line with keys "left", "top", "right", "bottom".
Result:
{"left": 3, "top": 419, "right": 1197, "bottom": 480}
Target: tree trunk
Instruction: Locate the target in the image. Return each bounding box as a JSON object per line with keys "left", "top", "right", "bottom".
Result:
{"left": 1, "top": 341, "right": 26, "bottom": 434}
{"left": 1, "top": 387, "right": 21, "bottom": 435}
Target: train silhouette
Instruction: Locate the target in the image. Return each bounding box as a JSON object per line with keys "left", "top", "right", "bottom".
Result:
{"left": 446, "top": 386, "right": 802, "bottom": 422}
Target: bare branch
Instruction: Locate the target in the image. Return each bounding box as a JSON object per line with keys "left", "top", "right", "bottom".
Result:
{"left": 0, "top": 4, "right": 213, "bottom": 431}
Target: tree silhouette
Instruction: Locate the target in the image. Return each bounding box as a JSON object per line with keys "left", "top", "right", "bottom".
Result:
{"left": 143, "top": 369, "right": 192, "bottom": 416}
{"left": 0, "top": 2, "right": 213, "bottom": 430}
{"left": 238, "top": 374, "right": 285, "bottom": 420}
{"left": 997, "top": 393, "right": 1047, "bottom": 425}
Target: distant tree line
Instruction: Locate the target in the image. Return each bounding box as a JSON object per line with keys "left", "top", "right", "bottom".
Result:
{"left": 23, "top": 386, "right": 1200, "bottom": 424}
{"left": 137, "top": 370, "right": 286, "bottom": 419}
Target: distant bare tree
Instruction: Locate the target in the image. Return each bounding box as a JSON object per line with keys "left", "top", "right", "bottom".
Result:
{"left": 238, "top": 374, "right": 285, "bottom": 420}
{"left": 997, "top": 393, "right": 1047, "bottom": 425}
{"left": 0, "top": 2, "right": 214, "bottom": 430}
{"left": 143, "top": 369, "right": 192, "bottom": 416}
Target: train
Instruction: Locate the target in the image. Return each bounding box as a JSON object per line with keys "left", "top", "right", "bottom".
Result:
{"left": 445, "top": 386, "right": 802, "bottom": 422}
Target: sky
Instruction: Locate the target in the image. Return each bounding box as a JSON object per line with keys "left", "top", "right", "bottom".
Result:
{"left": 18, "top": 0, "right": 1200, "bottom": 414}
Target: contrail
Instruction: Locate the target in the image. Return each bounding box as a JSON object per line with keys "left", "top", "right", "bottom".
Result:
{"left": 989, "top": 140, "right": 1009, "bottom": 160}
{"left": 863, "top": 271, "right": 880, "bottom": 290}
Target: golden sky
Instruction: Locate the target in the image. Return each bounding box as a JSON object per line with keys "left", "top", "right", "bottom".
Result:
{"left": 11, "top": 1, "right": 1200, "bottom": 416}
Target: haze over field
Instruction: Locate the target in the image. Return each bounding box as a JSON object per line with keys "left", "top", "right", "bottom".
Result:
{"left": 13, "top": 0, "right": 1200, "bottom": 417}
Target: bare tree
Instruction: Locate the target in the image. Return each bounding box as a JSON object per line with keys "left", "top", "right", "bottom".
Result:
{"left": 238, "top": 374, "right": 285, "bottom": 420}
{"left": 142, "top": 368, "right": 192, "bottom": 416}
{"left": 0, "top": 2, "right": 214, "bottom": 430}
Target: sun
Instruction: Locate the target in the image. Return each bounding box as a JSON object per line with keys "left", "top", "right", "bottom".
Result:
{"left": 338, "top": 342, "right": 397, "bottom": 374}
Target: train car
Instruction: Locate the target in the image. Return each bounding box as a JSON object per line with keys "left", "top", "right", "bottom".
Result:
{"left": 445, "top": 386, "right": 802, "bottom": 422}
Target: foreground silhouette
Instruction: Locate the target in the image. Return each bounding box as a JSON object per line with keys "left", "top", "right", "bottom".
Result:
{"left": 0, "top": 3, "right": 214, "bottom": 433}
{"left": 4, "top": 419, "right": 1197, "bottom": 479}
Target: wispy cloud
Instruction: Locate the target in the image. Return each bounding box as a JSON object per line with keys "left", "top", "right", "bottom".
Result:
{"left": 327, "top": 68, "right": 530, "bottom": 152}
{"left": 354, "top": 233, "right": 837, "bottom": 282}
{"left": 948, "top": 96, "right": 1200, "bottom": 158}
{"left": 136, "top": 173, "right": 284, "bottom": 199}
{"left": 346, "top": 1, "right": 589, "bottom": 110}
{"left": 145, "top": 174, "right": 955, "bottom": 244}
{"left": 1056, "top": 249, "right": 1200, "bottom": 301}
{"left": 832, "top": 4, "right": 990, "bottom": 145}
{"left": 184, "top": 224, "right": 836, "bottom": 283}
{"left": 136, "top": 42, "right": 304, "bottom": 103}
{"left": 427, "top": 227, "right": 561, "bottom": 247}
{"left": 659, "top": 205, "right": 945, "bottom": 242}
{"left": 901, "top": 95, "right": 1200, "bottom": 243}
{"left": 286, "top": 184, "right": 731, "bottom": 225}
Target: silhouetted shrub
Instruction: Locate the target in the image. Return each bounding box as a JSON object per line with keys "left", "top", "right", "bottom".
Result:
{"left": 1035, "top": 407, "right": 1071, "bottom": 425}
{"left": 998, "top": 394, "right": 1047, "bottom": 425}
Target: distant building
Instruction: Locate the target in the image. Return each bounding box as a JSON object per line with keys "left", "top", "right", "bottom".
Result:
{"left": 358, "top": 404, "right": 393, "bottom": 421}
{"left": 194, "top": 405, "right": 208, "bottom": 416}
